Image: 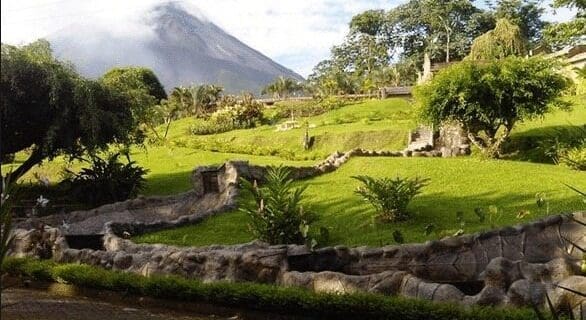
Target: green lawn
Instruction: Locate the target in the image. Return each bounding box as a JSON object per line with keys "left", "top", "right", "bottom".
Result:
{"left": 5, "top": 95, "right": 586, "bottom": 248}
{"left": 504, "top": 95, "right": 586, "bottom": 162}
{"left": 135, "top": 157, "right": 586, "bottom": 247}
{"left": 164, "top": 98, "right": 414, "bottom": 160}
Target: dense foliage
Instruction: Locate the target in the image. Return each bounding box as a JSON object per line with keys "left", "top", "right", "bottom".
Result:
{"left": 100, "top": 67, "right": 167, "bottom": 141}
{"left": 191, "top": 93, "right": 264, "bottom": 135}
{"left": 1, "top": 40, "right": 134, "bottom": 182}
{"left": 63, "top": 153, "right": 148, "bottom": 207}
{"left": 240, "top": 166, "right": 316, "bottom": 245}
{"left": 168, "top": 84, "right": 224, "bottom": 117}
{"left": 468, "top": 18, "right": 527, "bottom": 60}
{"left": 544, "top": 0, "right": 585, "bottom": 49}
{"left": 415, "top": 56, "right": 570, "bottom": 157}
{"left": 353, "top": 175, "right": 428, "bottom": 222}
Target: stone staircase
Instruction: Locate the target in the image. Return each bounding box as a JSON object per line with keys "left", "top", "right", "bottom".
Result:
{"left": 407, "top": 126, "right": 434, "bottom": 151}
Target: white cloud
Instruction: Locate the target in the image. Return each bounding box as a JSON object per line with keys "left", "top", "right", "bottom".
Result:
{"left": 0, "top": 0, "right": 578, "bottom": 77}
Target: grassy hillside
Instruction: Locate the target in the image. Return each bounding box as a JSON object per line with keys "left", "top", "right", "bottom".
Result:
{"left": 135, "top": 157, "right": 585, "bottom": 247}
{"left": 4, "top": 98, "right": 414, "bottom": 194}
{"left": 164, "top": 98, "right": 414, "bottom": 160}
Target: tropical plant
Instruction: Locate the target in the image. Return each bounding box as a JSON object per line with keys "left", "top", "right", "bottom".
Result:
{"left": 352, "top": 175, "right": 429, "bottom": 222}
{"left": 168, "top": 84, "right": 224, "bottom": 118}
{"left": 239, "top": 166, "right": 316, "bottom": 245}
{"left": 262, "top": 76, "right": 303, "bottom": 99}
{"left": 63, "top": 153, "right": 149, "bottom": 207}
{"left": 192, "top": 93, "right": 264, "bottom": 135}
{"left": 415, "top": 56, "right": 570, "bottom": 158}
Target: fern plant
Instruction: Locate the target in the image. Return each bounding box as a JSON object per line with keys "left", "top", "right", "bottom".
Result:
{"left": 64, "top": 153, "right": 149, "bottom": 207}
{"left": 352, "top": 175, "right": 429, "bottom": 222}
{"left": 240, "top": 166, "right": 316, "bottom": 245}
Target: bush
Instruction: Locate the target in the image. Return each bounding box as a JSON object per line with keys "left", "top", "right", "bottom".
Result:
{"left": 2, "top": 258, "right": 544, "bottom": 320}
{"left": 544, "top": 125, "right": 586, "bottom": 170}
{"left": 352, "top": 175, "right": 429, "bottom": 222}
{"left": 266, "top": 96, "right": 345, "bottom": 121}
{"left": 191, "top": 93, "right": 264, "bottom": 135}
{"left": 240, "top": 166, "right": 316, "bottom": 245}
{"left": 557, "top": 142, "right": 586, "bottom": 171}
{"left": 415, "top": 56, "right": 570, "bottom": 158}
{"left": 63, "top": 153, "right": 149, "bottom": 207}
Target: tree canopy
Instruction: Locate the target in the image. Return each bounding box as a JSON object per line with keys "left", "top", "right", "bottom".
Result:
{"left": 414, "top": 56, "right": 570, "bottom": 157}
{"left": 261, "top": 76, "right": 303, "bottom": 99}
{"left": 490, "top": 0, "right": 546, "bottom": 45}
{"left": 1, "top": 40, "right": 134, "bottom": 181}
{"left": 468, "top": 18, "right": 527, "bottom": 60}
{"left": 544, "top": 0, "right": 586, "bottom": 49}
{"left": 100, "top": 67, "right": 167, "bottom": 141}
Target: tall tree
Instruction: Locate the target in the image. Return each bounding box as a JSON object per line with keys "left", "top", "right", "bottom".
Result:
{"left": 262, "top": 76, "right": 303, "bottom": 99}
{"left": 386, "top": 0, "right": 492, "bottom": 63}
{"left": 468, "top": 18, "right": 527, "bottom": 60}
{"left": 490, "top": 0, "right": 546, "bottom": 46}
{"left": 101, "top": 67, "right": 167, "bottom": 141}
{"left": 1, "top": 40, "right": 134, "bottom": 182}
{"left": 544, "top": 0, "right": 586, "bottom": 49}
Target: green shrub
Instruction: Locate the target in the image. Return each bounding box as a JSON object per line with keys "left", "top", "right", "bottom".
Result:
{"left": 558, "top": 142, "right": 586, "bottom": 171}
{"left": 240, "top": 166, "right": 316, "bottom": 245}
{"left": 352, "top": 175, "right": 429, "bottom": 222}
{"left": 2, "top": 258, "right": 545, "bottom": 320}
{"left": 62, "top": 153, "right": 149, "bottom": 207}
{"left": 268, "top": 97, "right": 345, "bottom": 121}
{"left": 191, "top": 93, "right": 264, "bottom": 135}
{"left": 415, "top": 56, "right": 570, "bottom": 158}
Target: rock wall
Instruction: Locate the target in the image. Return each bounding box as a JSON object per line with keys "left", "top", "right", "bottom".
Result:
{"left": 9, "top": 212, "right": 585, "bottom": 316}
{"left": 8, "top": 152, "right": 585, "bottom": 316}
{"left": 437, "top": 122, "right": 471, "bottom": 157}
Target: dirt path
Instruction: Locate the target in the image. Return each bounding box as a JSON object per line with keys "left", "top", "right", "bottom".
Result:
{"left": 1, "top": 287, "right": 228, "bottom": 320}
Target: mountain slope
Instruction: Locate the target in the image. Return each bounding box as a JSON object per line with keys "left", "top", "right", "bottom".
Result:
{"left": 48, "top": 2, "right": 303, "bottom": 93}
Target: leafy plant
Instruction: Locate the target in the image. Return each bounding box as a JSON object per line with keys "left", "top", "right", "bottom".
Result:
{"left": 239, "top": 166, "right": 316, "bottom": 245}
{"left": 63, "top": 153, "right": 149, "bottom": 207}
{"left": 415, "top": 56, "right": 570, "bottom": 158}
{"left": 352, "top": 175, "right": 429, "bottom": 222}
{"left": 191, "top": 93, "right": 264, "bottom": 135}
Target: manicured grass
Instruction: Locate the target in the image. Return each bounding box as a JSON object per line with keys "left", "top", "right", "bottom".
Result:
{"left": 165, "top": 98, "right": 414, "bottom": 160}
{"left": 504, "top": 95, "right": 586, "bottom": 162}
{"left": 2, "top": 258, "right": 542, "bottom": 320}
{"left": 135, "top": 157, "right": 586, "bottom": 247}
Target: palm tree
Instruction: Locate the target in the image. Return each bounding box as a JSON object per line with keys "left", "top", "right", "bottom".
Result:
{"left": 262, "top": 76, "right": 303, "bottom": 99}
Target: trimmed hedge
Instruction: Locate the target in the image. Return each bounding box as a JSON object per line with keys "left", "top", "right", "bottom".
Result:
{"left": 2, "top": 258, "right": 545, "bottom": 320}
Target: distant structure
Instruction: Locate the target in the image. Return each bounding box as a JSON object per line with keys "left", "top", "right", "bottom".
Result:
{"left": 549, "top": 44, "right": 586, "bottom": 82}
{"left": 407, "top": 53, "right": 469, "bottom": 157}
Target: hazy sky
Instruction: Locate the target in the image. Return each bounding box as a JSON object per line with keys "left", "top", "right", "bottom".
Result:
{"left": 0, "top": 0, "right": 577, "bottom": 76}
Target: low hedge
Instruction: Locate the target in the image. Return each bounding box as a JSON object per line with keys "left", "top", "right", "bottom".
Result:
{"left": 2, "top": 258, "right": 545, "bottom": 320}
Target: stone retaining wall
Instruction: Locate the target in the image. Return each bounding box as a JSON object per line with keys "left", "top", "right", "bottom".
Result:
{"left": 8, "top": 152, "right": 586, "bottom": 316}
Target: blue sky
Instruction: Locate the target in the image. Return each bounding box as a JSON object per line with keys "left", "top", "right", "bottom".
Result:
{"left": 0, "top": 0, "right": 577, "bottom": 77}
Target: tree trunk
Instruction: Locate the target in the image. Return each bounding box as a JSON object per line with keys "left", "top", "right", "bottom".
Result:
{"left": 446, "top": 31, "right": 450, "bottom": 63}
{"left": 6, "top": 148, "right": 45, "bottom": 184}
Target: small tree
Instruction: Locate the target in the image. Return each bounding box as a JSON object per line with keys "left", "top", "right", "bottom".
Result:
{"left": 414, "top": 56, "right": 570, "bottom": 158}
{"left": 353, "top": 175, "right": 429, "bottom": 222}
{"left": 240, "top": 166, "right": 315, "bottom": 245}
